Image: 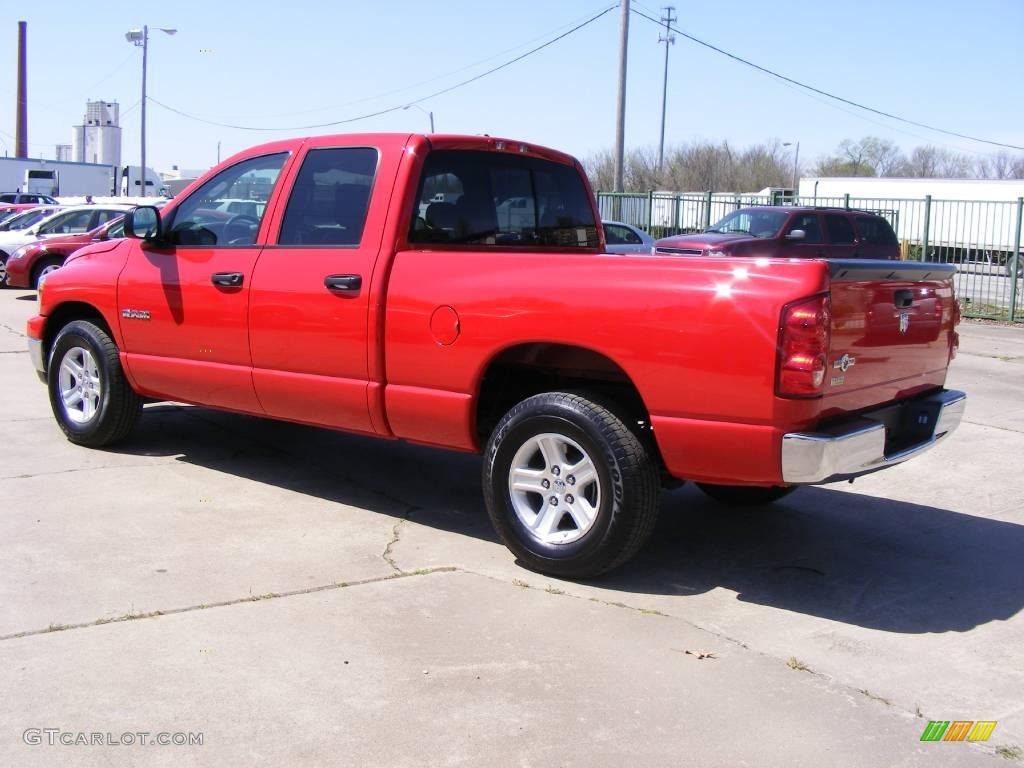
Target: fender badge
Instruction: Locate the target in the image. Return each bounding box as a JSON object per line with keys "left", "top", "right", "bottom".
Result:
{"left": 121, "top": 309, "right": 151, "bottom": 320}
{"left": 833, "top": 353, "right": 856, "bottom": 373}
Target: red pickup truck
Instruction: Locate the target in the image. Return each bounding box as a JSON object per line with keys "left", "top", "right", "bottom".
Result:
{"left": 26, "top": 133, "right": 966, "bottom": 578}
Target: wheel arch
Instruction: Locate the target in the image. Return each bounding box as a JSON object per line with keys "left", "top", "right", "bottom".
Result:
{"left": 41, "top": 302, "right": 116, "bottom": 372}
{"left": 473, "top": 341, "right": 659, "bottom": 460}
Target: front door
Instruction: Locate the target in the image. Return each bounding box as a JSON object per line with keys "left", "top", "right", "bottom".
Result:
{"left": 118, "top": 152, "right": 290, "bottom": 411}
{"left": 248, "top": 141, "right": 399, "bottom": 434}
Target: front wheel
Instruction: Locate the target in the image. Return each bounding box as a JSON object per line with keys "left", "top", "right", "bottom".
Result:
{"left": 47, "top": 320, "right": 141, "bottom": 447}
{"left": 696, "top": 483, "right": 797, "bottom": 506}
{"left": 483, "top": 392, "right": 660, "bottom": 579}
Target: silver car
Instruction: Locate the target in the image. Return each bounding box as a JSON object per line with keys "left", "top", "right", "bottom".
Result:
{"left": 602, "top": 220, "right": 654, "bottom": 254}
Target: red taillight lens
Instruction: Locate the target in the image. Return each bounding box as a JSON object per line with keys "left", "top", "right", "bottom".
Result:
{"left": 777, "top": 295, "right": 831, "bottom": 398}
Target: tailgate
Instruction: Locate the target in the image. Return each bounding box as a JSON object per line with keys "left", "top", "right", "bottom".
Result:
{"left": 824, "top": 260, "right": 957, "bottom": 416}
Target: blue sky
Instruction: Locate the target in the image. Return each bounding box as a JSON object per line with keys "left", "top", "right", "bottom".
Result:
{"left": 2, "top": 0, "right": 1022, "bottom": 173}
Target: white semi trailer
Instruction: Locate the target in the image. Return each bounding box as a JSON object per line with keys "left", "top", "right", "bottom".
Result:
{"left": 0, "top": 157, "right": 114, "bottom": 197}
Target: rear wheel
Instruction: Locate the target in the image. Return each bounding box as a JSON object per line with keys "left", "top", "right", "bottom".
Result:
{"left": 47, "top": 320, "right": 141, "bottom": 447}
{"left": 483, "top": 392, "right": 660, "bottom": 579}
{"left": 32, "top": 257, "right": 64, "bottom": 289}
{"left": 0, "top": 252, "right": 8, "bottom": 287}
{"left": 697, "top": 483, "right": 797, "bottom": 506}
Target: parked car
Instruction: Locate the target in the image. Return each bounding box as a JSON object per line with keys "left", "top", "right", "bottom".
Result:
{"left": 0, "top": 205, "right": 61, "bottom": 233}
{"left": 654, "top": 206, "right": 900, "bottom": 260}
{"left": 5, "top": 215, "right": 125, "bottom": 289}
{"left": 602, "top": 220, "right": 655, "bottom": 254}
{"left": 0, "top": 192, "right": 59, "bottom": 205}
{"left": 27, "top": 133, "right": 964, "bottom": 578}
{"left": 0, "top": 202, "right": 44, "bottom": 223}
{"left": 0, "top": 205, "right": 131, "bottom": 286}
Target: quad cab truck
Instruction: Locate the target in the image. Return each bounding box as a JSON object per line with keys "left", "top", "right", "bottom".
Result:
{"left": 26, "top": 133, "right": 967, "bottom": 578}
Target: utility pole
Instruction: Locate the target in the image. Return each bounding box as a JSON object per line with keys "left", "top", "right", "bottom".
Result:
{"left": 141, "top": 25, "right": 148, "bottom": 197}
{"left": 657, "top": 7, "right": 676, "bottom": 172}
{"left": 613, "top": 0, "right": 630, "bottom": 192}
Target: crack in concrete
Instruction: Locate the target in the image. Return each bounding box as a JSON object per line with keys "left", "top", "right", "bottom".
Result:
{"left": 0, "top": 566, "right": 459, "bottom": 643}
{"left": 381, "top": 506, "right": 420, "bottom": 573}
{"left": 962, "top": 419, "right": 1024, "bottom": 435}
{"left": 0, "top": 321, "right": 27, "bottom": 338}
{"left": 0, "top": 349, "right": 27, "bottom": 354}
{"left": 4, "top": 460, "right": 181, "bottom": 481}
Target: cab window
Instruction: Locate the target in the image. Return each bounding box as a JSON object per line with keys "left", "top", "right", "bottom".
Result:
{"left": 409, "top": 150, "right": 599, "bottom": 248}
{"left": 278, "top": 147, "right": 377, "bottom": 246}
{"left": 165, "top": 152, "right": 287, "bottom": 247}
{"left": 855, "top": 216, "right": 897, "bottom": 245}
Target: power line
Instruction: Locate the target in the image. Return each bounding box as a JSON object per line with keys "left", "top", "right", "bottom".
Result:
{"left": 630, "top": 7, "right": 1024, "bottom": 152}
{"left": 180, "top": 3, "right": 619, "bottom": 121}
{"left": 149, "top": 5, "right": 617, "bottom": 132}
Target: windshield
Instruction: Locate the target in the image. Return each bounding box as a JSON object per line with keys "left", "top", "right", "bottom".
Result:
{"left": 708, "top": 209, "right": 789, "bottom": 238}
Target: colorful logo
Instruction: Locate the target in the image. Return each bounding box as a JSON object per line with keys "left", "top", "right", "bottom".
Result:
{"left": 920, "top": 721, "right": 997, "bottom": 742}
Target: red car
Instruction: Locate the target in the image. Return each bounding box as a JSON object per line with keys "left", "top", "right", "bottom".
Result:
{"left": 655, "top": 206, "right": 900, "bottom": 260}
{"left": 5, "top": 215, "right": 125, "bottom": 289}
{"left": 26, "top": 133, "right": 965, "bottom": 578}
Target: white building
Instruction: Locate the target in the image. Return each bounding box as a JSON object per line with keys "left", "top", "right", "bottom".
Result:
{"left": 72, "top": 101, "right": 122, "bottom": 169}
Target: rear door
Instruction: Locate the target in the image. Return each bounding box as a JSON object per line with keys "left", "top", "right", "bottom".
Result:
{"left": 118, "top": 151, "right": 290, "bottom": 411}
{"left": 824, "top": 261, "right": 956, "bottom": 416}
{"left": 248, "top": 138, "right": 403, "bottom": 434}
{"left": 823, "top": 213, "right": 858, "bottom": 258}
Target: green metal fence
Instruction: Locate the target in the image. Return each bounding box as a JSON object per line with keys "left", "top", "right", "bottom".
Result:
{"left": 596, "top": 191, "right": 1024, "bottom": 322}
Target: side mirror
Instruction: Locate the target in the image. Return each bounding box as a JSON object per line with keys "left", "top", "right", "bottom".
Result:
{"left": 124, "top": 206, "right": 162, "bottom": 241}
{"left": 785, "top": 229, "right": 806, "bottom": 241}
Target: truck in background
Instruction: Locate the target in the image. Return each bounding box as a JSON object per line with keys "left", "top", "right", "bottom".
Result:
{"left": 0, "top": 157, "right": 113, "bottom": 198}
{"left": 119, "top": 166, "right": 167, "bottom": 197}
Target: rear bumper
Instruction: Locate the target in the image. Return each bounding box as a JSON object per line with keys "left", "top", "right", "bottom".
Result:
{"left": 781, "top": 389, "right": 966, "bottom": 484}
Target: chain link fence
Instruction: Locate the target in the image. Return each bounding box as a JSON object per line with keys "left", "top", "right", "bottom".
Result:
{"left": 597, "top": 191, "right": 1024, "bottom": 322}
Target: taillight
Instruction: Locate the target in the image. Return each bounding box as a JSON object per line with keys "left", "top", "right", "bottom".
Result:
{"left": 777, "top": 294, "right": 831, "bottom": 398}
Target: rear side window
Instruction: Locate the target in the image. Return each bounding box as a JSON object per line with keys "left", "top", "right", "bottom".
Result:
{"left": 605, "top": 224, "right": 641, "bottom": 245}
{"left": 824, "top": 214, "right": 855, "bottom": 244}
{"left": 279, "top": 147, "right": 377, "bottom": 246}
{"left": 409, "top": 150, "right": 598, "bottom": 248}
{"left": 855, "top": 216, "right": 897, "bottom": 245}
{"left": 0, "top": 194, "right": 15, "bottom": 204}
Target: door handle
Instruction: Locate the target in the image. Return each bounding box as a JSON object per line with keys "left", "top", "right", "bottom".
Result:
{"left": 324, "top": 274, "right": 362, "bottom": 292}
{"left": 211, "top": 272, "right": 244, "bottom": 287}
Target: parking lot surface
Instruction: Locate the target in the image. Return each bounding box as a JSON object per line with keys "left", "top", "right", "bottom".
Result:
{"left": 0, "top": 287, "right": 1020, "bottom": 766}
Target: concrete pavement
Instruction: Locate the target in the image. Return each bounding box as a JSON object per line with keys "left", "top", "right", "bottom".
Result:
{"left": 0, "top": 287, "right": 1020, "bottom": 766}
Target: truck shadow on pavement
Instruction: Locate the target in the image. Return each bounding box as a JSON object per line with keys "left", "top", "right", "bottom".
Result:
{"left": 114, "top": 403, "right": 1023, "bottom": 635}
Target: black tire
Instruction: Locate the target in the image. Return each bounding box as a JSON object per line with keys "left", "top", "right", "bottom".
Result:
{"left": 0, "top": 252, "right": 9, "bottom": 287}
{"left": 482, "top": 392, "right": 660, "bottom": 579}
{"left": 47, "top": 320, "right": 141, "bottom": 447}
{"left": 31, "top": 256, "right": 64, "bottom": 289}
{"left": 696, "top": 483, "right": 797, "bottom": 506}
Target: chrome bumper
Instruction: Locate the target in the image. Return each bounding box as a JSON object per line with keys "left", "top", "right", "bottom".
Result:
{"left": 781, "top": 389, "right": 966, "bottom": 484}
{"left": 28, "top": 337, "right": 46, "bottom": 382}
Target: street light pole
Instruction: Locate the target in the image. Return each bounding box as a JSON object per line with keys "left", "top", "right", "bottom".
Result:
{"left": 403, "top": 104, "right": 434, "bottom": 133}
{"left": 613, "top": 0, "right": 630, "bottom": 192}
{"left": 783, "top": 141, "right": 800, "bottom": 195}
{"left": 657, "top": 7, "right": 676, "bottom": 173}
{"left": 126, "top": 25, "right": 176, "bottom": 198}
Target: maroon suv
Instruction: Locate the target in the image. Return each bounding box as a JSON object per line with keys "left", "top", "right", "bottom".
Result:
{"left": 654, "top": 206, "right": 899, "bottom": 260}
